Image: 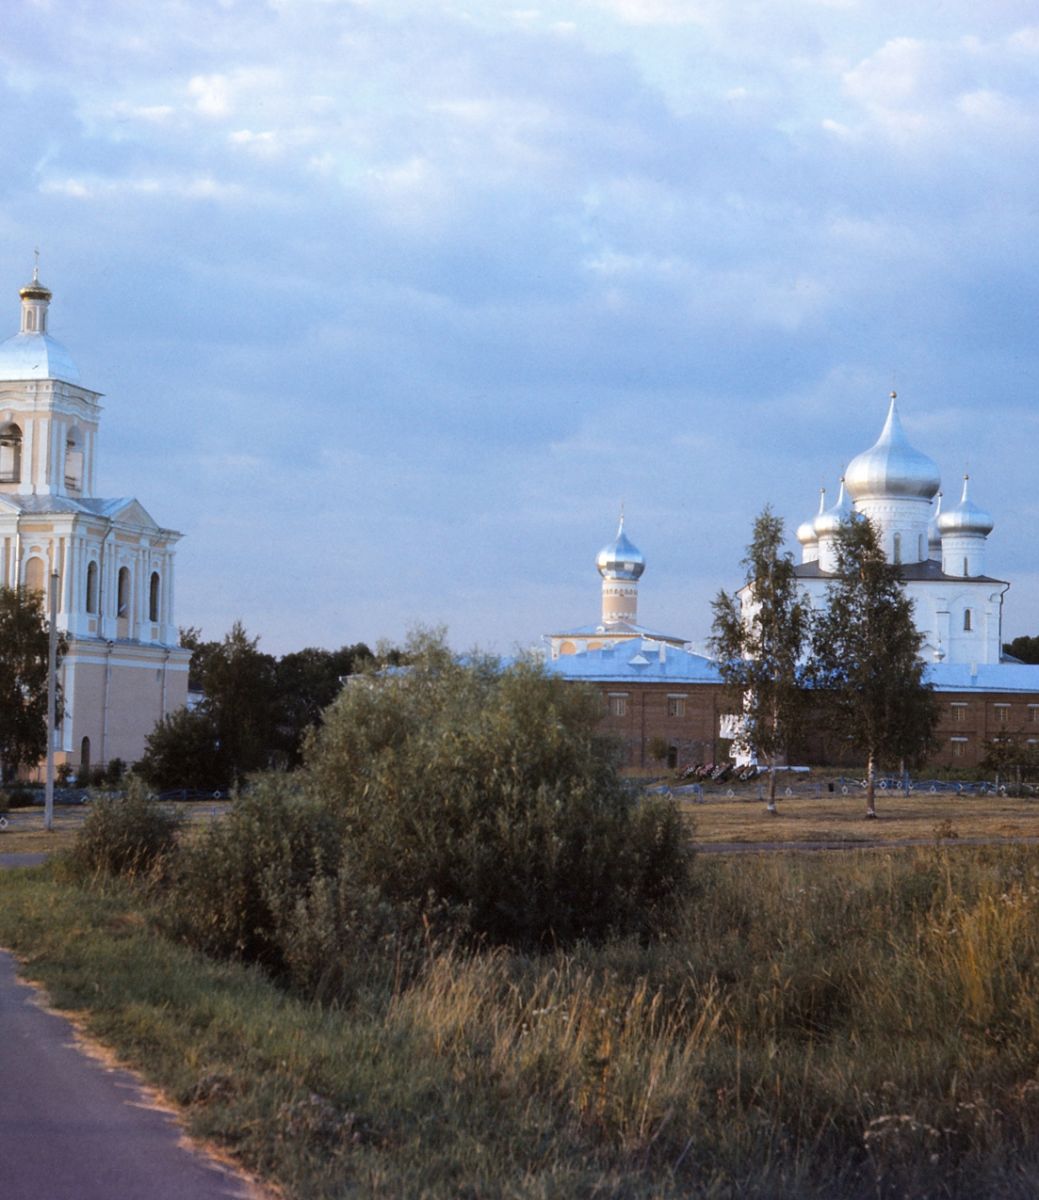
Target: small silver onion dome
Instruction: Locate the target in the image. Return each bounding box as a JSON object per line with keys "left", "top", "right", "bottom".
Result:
{"left": 938, "top": 475, "right": 993, "bottom": 537}
{"left": 797, "top": 488, "right": 825, "bottom": 546}
{"left": 813, "top": 477, "right": 852, "bottom": 536}
{"left": 596, "top": 516, "right": 645, "bottom": 581}
{"left": 927, "top": 491, "right": 943, "bottom": 555}
{"left": 845, "top": 393, "right": 940, "bottom": 501}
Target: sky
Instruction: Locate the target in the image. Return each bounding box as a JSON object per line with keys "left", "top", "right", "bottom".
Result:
{"left": 3, "top": 0, "right": 1039, "bottom": 656}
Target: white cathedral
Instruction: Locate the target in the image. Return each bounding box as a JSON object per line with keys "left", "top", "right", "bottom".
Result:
{"left": 0, "top": 267, "right": 189, "bottom": 777}
{"left": 792, "top": 392, "right": 1005, "bottom": 668}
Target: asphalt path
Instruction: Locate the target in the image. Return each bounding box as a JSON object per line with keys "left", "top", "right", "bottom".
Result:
{"left": 0, "top": 950, "right": 265, "bottom": 1200}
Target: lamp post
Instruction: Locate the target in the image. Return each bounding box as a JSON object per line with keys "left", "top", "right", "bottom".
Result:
{"left": 44, "top": 570, "right": 58, "bottom": 832}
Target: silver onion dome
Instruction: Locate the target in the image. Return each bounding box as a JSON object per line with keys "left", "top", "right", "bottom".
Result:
{"left": 927, "top": 491, "right": 943, "bottom": 555}
{"left": 813, "top": 477, "right": 852, "bottom": 536}
{"left": 845, "top": 393, "right": 940, "bottom": 501}
{"left": 797, "top": 488, "right": 825, "bottom": 546}
{"left": 596, "top": 517, "right": 645, "bottom": 581}
{"left": 938, "top": 476, "right": 993, "bottom": 537}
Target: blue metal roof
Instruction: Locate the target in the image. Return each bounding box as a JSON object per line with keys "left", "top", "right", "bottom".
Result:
{"left": 544, "top": 639, "right": 722, "bottom": 684}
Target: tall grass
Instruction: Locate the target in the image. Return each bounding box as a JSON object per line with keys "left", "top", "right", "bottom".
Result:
{"left": 11, "top": 841, "right": 1039, "bottom": 1196}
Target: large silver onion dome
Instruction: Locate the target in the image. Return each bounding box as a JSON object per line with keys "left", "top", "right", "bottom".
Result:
{"left": 813, "top": 477, "right": 851, "bottom": 536}
{"left": 938, "top": 476, "right": 993, "bottom": 537}
{"left": 845, "top": 393, "right": 940, "bottom": 501}
{"left": 596, "top": 517, "right": 645, "bottom": 581}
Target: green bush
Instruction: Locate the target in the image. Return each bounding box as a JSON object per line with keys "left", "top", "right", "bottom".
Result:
{"left": 303, "top": 632, "right": 693, "bottom": 947}
{"left": 162, "top": 777, "right": 344, "bottom": 974}
{"left": 66, "top": 781, "right": 182, "bottom": 880}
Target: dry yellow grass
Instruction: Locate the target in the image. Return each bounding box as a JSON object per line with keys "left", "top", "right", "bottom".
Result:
{"left": 681, "top": 788, "right": 1039, "bottom": 844}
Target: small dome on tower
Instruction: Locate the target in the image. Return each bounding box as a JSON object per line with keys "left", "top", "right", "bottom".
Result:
{"left": 596, "top": 517, "right": 645, "bottom": 581}
{"left": 0, "top": 262, "right": 79, "bottom": 384}
{"left": 845, "top": 393, "right": 940, "bottom": 501}
{"left": 938, "top": 476, "right": 994, "bottom": 538}
{"left": 0, "top": 263, "right": 79, "bottom": 384}
{"left": 813, "top": 477, "right": 852, "bottom": 536}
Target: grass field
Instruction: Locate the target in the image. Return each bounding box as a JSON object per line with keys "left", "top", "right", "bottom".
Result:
{"left": 682, "top": 788, "right": 1039, "bottom": 844}
{"left": 9, "top": 788, "right": 1036, "bottom": 859}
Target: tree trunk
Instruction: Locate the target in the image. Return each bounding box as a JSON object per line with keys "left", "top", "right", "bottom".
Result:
{"left": 865, "top": 751, "right": 877, "bottom": 818}
{"left": 766, "top": 755, "right": 778, "bottom": 813}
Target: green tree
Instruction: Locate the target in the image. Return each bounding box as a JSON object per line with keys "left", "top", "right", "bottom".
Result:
{"left": 137, "top": 706, "right": 226, "bottom": 790}
{"left": 709, "top": 507, "right": 811, "bottom": 812}
{"left": 200, "top": 622, "right": 278, "bottom": 781}
{"left": 1003, "top": 635, "right": 1039, "bottom": 664}
{"left": 808, "top": 516, "right": 938, "bottom": 817}
{"left": 0, "top": 586, "right": 65, "bottom": 781}
{"left": 273, "top": 642, "right": 373, "bottom": 765}
{"left": 302, "top": 630, "right": 691, "bottom": 947}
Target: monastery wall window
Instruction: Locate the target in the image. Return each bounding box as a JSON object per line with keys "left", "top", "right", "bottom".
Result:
{"left": 149, "top": 571, "right": 160, "bottom": 622}
{"left": 667, "top": 694, "right": 687, "bottom": 718}
{"left": 1029, "top": 705, "right": 1039, "bottom": 725}
{"left": 950, "top": 703, "right": 967, "bottom": 723}
{"left": 607, "top": 692, "right": 628, "bottom": 718}
{"left": 951, "top": 737, "right": 967, "bottom": 759}
{"left": 117, "top": 566, "right": 130, "bottom": 617}
{"left": 85, "top": 561, "right": 98, "bottom": 613}
{"left": 963, "top": 608, "right": 973, "bottom": 632}
{"left": 994, "top": 704, "right": 1010, "bottom": 725}
{"left": 24, "top": 556, "right": 44, "bottom": 595}
{"left": 0, "top": 423, "right": 22, "bottom": 483}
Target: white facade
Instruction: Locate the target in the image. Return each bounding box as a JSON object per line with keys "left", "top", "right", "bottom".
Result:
{"left": 0, "top": 268, "right": 189, "bottom": 773}
{"left": 793, "top": 393, "right": 1005, "bottom": 666}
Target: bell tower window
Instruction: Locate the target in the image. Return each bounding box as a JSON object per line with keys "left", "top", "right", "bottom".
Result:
{"left": 65, "top": 427, "right": 84, "bottom": 492}
{"left": 86, "top": 561, "right": 99, "bottom": 614}
{"left": 0, "top": 424, "right": 22, "bottom": 483}
{"left": 117, "top": 567, "right": 131, "bottom": 617}
{"left": 149, "top": 572, "right": 160, "bottom": 622}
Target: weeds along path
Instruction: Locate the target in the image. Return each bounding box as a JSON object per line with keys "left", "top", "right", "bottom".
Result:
{"left": 0, "top": 950, "right": 271, "bottom": 1200}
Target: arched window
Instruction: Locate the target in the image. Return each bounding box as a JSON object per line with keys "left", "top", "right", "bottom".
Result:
{"left": 117, "top": 566, "right": 130, "bottom": 617}
{"left": 85, "top": 561, "right": 99, "bottom": 614}
{"left": 24, "top": 557, "right": 45, "bottom": 595}
{"left": 64, "top": 427, "right": 84, "bottom": 491}
{"left": 24, "top": 310, "right": 34, "bottom": 332}
{"left": 964, "top": 609, "right": 973, "bottom": 632}
{"left": 80, "top": 736, "right": 91, "bottom": 774}
{"left": 963, "top": 556, "right": 969, "bottom": 577}
{"left": 149, "top": 572, "right": 160, "bottom": 622}
{"left": 0, "top": 423, "right": 22, "bottom": 483}
{"left": 918, "top": 534, "right": 925, "bottom": 560}
{"left": 893, "top": 532, "right": 902, "bottom": 564}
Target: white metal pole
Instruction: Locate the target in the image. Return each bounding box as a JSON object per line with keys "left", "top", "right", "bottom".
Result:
{"left": 44, "top": 570, "right": 58, "bottom": 832}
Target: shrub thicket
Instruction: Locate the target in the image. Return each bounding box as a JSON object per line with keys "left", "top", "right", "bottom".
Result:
{"left": 66, "top": 781, "right": 182, "bottom": 880}
{"left": 162, "top": 777, "right": 342, "bottom": 973}
{"left": 302, "top": 632, "right": 693, "bottom": 947}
